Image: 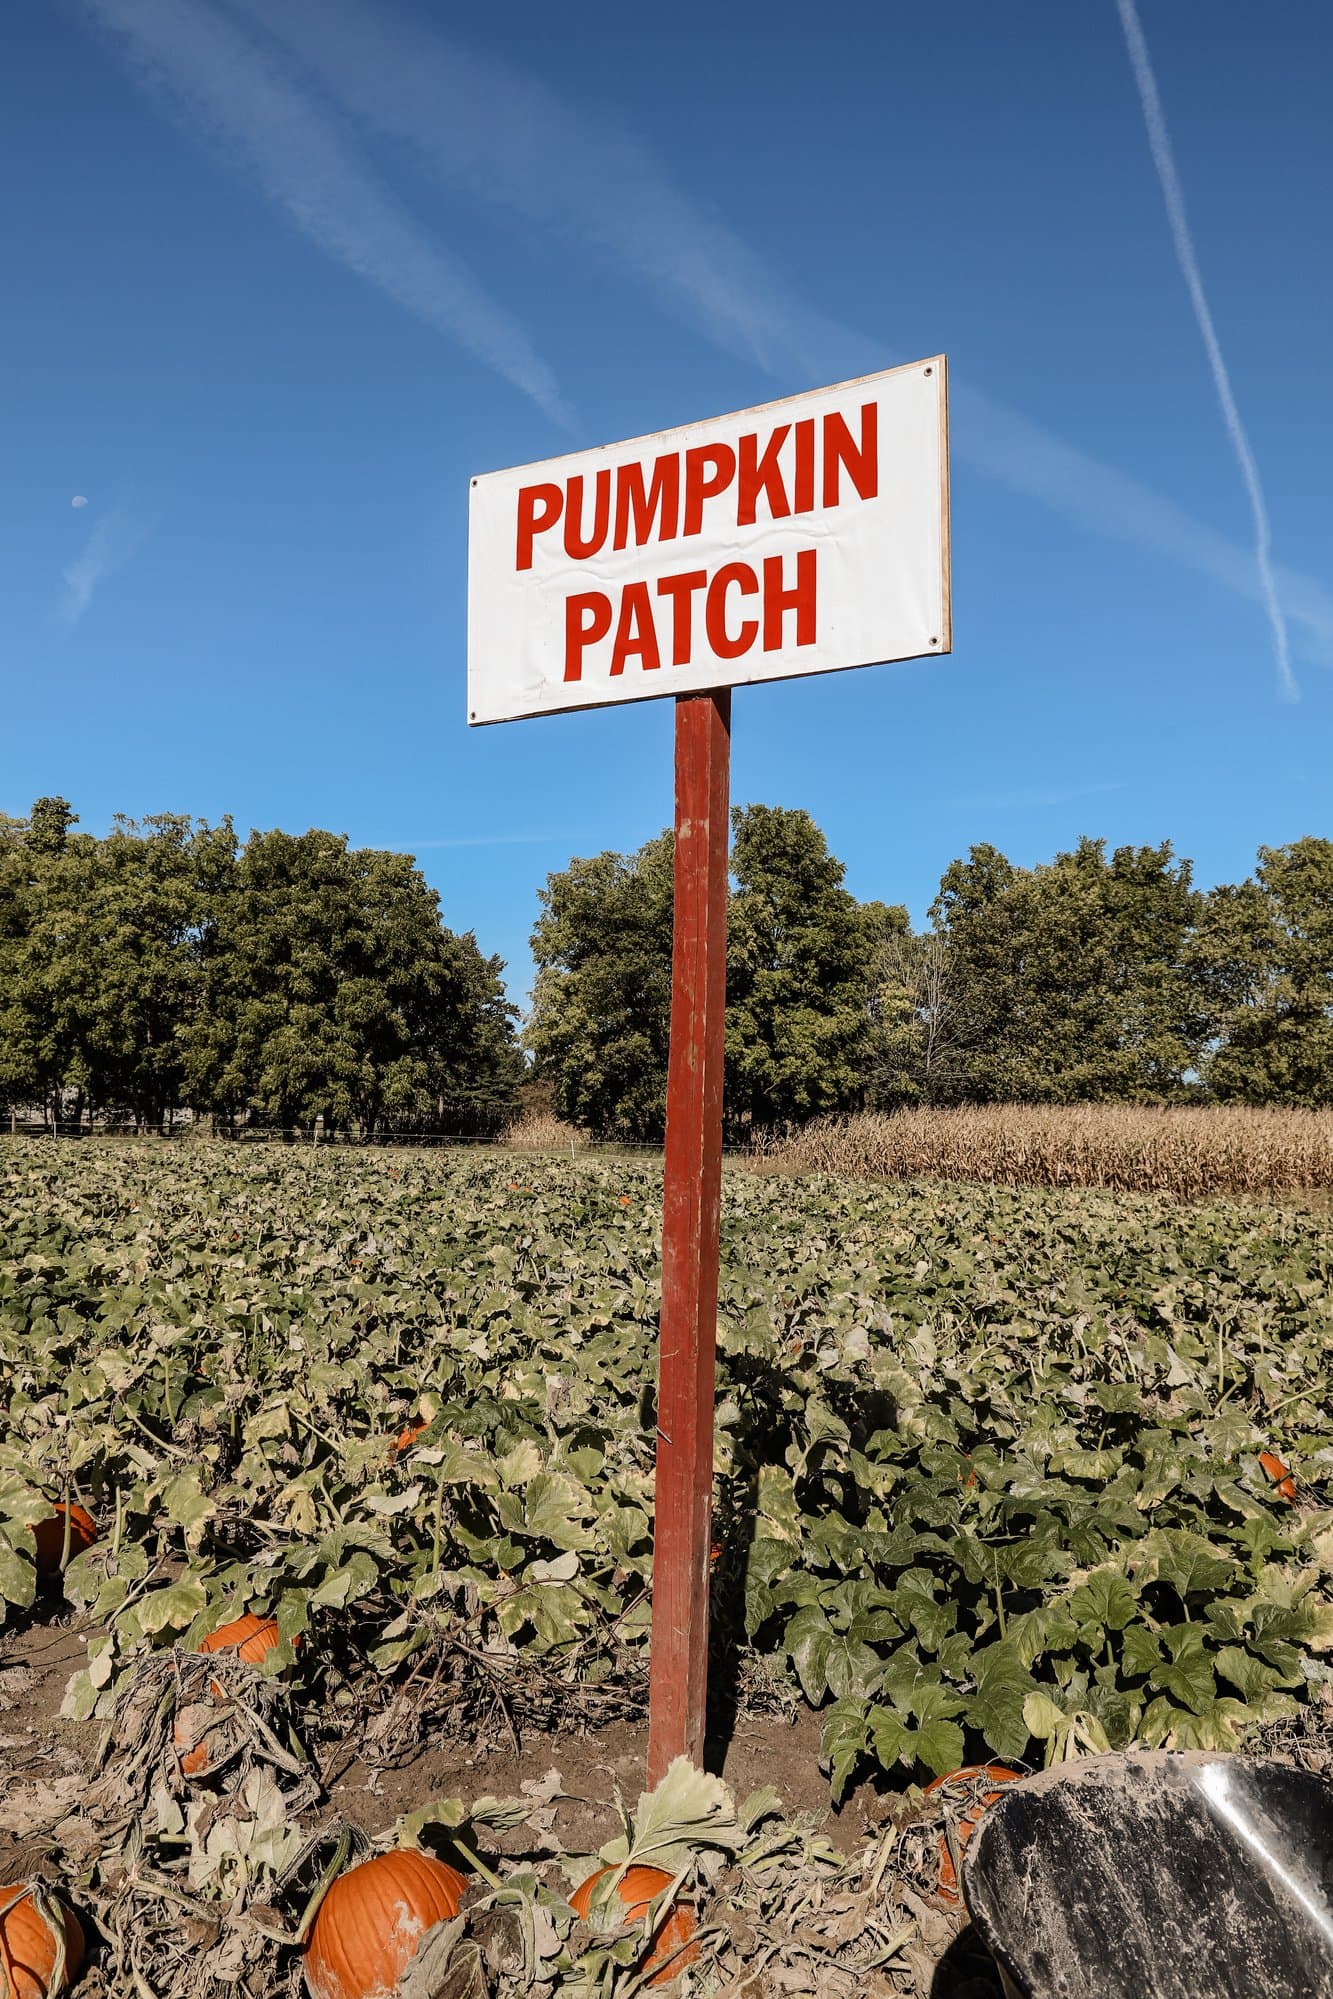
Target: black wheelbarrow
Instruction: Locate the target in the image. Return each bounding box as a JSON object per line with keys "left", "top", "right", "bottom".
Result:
{"left": 960, "top": 1750, "right": 1333, "bottom": 1998}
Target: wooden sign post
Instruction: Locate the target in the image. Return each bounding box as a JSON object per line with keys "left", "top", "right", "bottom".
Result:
{"left": 467, "top": 359, "right": 950, "bottom": 1781}
{"left": 646, "top": 688, "right": 731, "bottom": 1780}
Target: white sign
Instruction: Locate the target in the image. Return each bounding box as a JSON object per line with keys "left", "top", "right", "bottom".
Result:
{"left": 467, "top": 357, "right": 950, "bottom": 725}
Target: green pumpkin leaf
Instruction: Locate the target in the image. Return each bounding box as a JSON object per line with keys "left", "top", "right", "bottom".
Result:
{"left": 138, "top": 1578, "right": 208, "bottom": 1633}
{"left": 1070, "top": 1571, "right": 1138, "bottom": 1633}
{"left": 784, "top": 1605, "right": 833, "bottom": 1704}
{"left": 1148, "top": 1626, "right": 1217, "bottom": 1714}
{"left": 820, "top": 1699, "right": 870, "bottom": 1802}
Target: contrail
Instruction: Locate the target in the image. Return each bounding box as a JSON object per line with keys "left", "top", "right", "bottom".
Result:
{"left": 1115, "top": 0, "right": 1295, "bottom": 700}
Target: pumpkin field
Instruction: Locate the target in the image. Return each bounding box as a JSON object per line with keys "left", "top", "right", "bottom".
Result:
{"left": 2, "top": 1139, "right": 1332, "bottom": 1997}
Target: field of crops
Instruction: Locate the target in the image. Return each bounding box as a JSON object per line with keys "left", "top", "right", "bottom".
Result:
{"left": 772, "top": 1104, "right": 1333, "bottom": 1199}
{"left": 2, "top": 1139, "right": 1332, "bottom": 1997}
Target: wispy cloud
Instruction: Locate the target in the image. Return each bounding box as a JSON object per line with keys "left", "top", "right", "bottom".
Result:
{"left": 241, "top": 0, "right": 1333, "bottom": 678}
{"left": 231, "top": 0, "right": 829, "bottom": 377}
{"left": 1115, "top": 0, "right": 1294, "bottom": 699}
{"left": 60, "top": 499, "right": 151, "bottom": 623}
{"left": 78, "top": 0, "right": 570, "bottom": 423}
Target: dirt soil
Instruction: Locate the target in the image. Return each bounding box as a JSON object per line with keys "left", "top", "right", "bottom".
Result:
{"left": 0, "top": 1610, "right": 100, "bottom": 1882}
{"left": 0, "top": 1609, "right": 894, "bottom": 1882}
{"left": 323, "top": 1700, "right": 872, "bottom": 1860}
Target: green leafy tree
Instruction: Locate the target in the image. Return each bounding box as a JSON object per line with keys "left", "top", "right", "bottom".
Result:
{"left": 0, "top": 810, "right": 42, "bottom": 1116}
{"left": 80, "top": 815, "right": 234, "bottom": 1126}
{"left": 0, "top": 798, "right": 91, "bottom": 1127}
{"left": 1193, "top": 838, "right": 1333, "bottom": 1104}
{"left": 527, "top": 834, "right": 676, "bottom": 1140}
{"left": 1, "top": 802, "right": 516, "bottom": 1133}
{"left": 528, "top": 807, "right": 881, "bottom": 1138}
{"left": 184, "top": 828, "right": 517, "bottom": 1135}
{"left": 933, "top": 838, "right": 1204, "bottom": 1101}
{"left": 3, "top": 805, "right": 236, "bottom": 1127}
{"left": 725, "top": 806, "right": 878, "bottom": 1133}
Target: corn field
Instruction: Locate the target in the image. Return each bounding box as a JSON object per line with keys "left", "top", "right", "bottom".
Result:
{"left": 501, "top": 1109, "right": 591, "bottom": 1152}
{"left": 770, "top": 1105, "right": 1333, "bottom": 1200}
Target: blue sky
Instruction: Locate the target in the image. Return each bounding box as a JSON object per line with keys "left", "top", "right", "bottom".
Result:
{"left": 4, "top": 0, "right": 1330, "bottom": 1004}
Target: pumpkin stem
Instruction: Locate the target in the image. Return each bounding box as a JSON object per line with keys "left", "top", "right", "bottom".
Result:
{"left": 443, "top": 1836, "right": 501, "bottom": 1892}
{"left": 32, "top": 1883, "right": 67, "bottom": 1994}
{"left": 293, "top": 1829, "right": 352, "bottom": 1943}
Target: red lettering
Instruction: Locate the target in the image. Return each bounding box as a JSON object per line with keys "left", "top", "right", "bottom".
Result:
{"left": 564, "top": 591, "right": 612, "bottom": 680}
{"left": 563, "top": 469, "right": 611, "bottom": 560}
{"left": 683, "top": 443, "right": 736, "bottom": 536}
{"left": 762, "top": 549, "right": 817, "bottom": 651}
{"left": 737, "top": 424, "right": 791, "bottom": 526}
{"left": 609, "top": 582, "right": 661, "bottom": 676}
{"left": 656, "top": 570, "right": 708, "bottom": 665}
{"left": 706, "top": 563, "right": 759, "bottom": 660}
{"left": 515, "top": 482, "right": 563, "bottom": 570}
{"left": 822, "top": 403, "right": 878, "bottom": 507}
{"left": 613, "top": 456, "right": 680, "bottom": 550}
{"left": 793, "top": 418, "right": 816, "bottom": 513}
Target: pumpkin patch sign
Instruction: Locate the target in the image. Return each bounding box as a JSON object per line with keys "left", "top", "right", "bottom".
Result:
{"left": 467, "top": 359, "right": 950, "bottom": 724}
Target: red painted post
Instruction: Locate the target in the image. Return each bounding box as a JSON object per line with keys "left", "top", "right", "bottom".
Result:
{"left": 646, "top": 688, "right": 731, "bottom": 1785}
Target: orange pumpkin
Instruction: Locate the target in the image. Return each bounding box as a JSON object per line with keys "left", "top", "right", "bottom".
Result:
{"left": 175, "top": 1613, "right": 292, "bottom": 1777}
{"left": 173, "top": 1704, "right": 228, "bottom": 1781}
{"left": 570, "top": 1866, "right": 699, "bottom": 1988}
{"left": 394, "top": 1421, "right": 427, "bottom": 1455}
{"left": 198, "top": 1613, "right": 286, "bottom": 1664}
{"left": 1259, "top": 1450, "right": 1297, "bottom": 1503}
{"left": 0, "top": 1882, "right": 84, "bottom": 1999}
{"left": 31, "top": 1504, "right": 97, "bottom": 1576}
{"left": 304, "top": 1850, "right": 467, "bottom": 1999}
{"left": 923, "top": 1765, "right": 1024, "bottom": 1902}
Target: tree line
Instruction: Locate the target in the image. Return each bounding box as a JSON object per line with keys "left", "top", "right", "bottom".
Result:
{"left": 0, "top": 799, "right": 519, "bottom": 1135}
{"left": 2, "top": 796, "right": 1329, "bottom": 1140}
{"left": 530, "top": 808, "right": 1333, "bottom": 1137}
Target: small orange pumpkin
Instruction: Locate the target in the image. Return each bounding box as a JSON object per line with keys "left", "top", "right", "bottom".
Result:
{"left": 174, "top": 1705, "right": 227, "bottom": 1781}
{"left": 304, "top": 1850, "right": 467, "bottom": 1999}
{"left": 175, "top": 1613, "right": 292, "bottom": 1777}
{"left": 1259, "top": 1450, "right": 1297, "bottom": 1503}
{"left": 0, "top": 1882, "right": 84, "bottom": 1999}
{"left": 394, "top": 1421, "right": 428, "bottom": 1455}
{"left": 198, "top": 1613, "right": 286, "bottom": 1664}
{"left": 31, "top": 1504, "right": 97, "bottom": 1576}
{"left": 923, "top": 1765, "right": 1024, "bottom": 1902}
{"left": 570, "top": 1866, "right": 699, "bottom": 1987}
